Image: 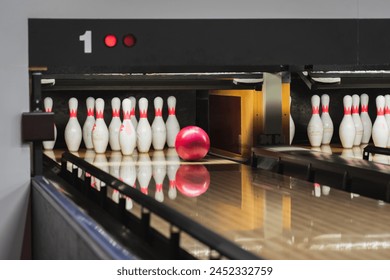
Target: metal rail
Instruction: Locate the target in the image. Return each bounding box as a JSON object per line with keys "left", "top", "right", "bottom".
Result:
{"left": 59, "top": 151, "right": 260, "bottom": 260}
{"left": 252, "top": 146, "right": 390, "bottom": 202}
{"left": 363, "top": 145, "right": 390, "bottom": 160}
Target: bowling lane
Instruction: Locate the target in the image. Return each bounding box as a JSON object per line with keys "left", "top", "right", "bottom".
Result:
{"left": 45, "top": 148, "right": 390, "bottom": 259}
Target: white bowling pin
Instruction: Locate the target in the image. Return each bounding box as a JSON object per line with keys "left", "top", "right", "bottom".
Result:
{"left": 129, "top": 96, "right": 138, "bottom": 130}
{"left": 339, "top": 95, "right": 356, "bottom": 149}
{"left": 385, "top": 95, "right": 390, "bottom": 147}
{"left": 82, "top": 97, "right": 95, "bottom": 149}
{"left": 307, "top": 95, "right": 323, "bottom": 147}
{"left": 320, "top": 94, "right": 333, "bottom": 145}
{"left": 137, "top": 153, "right": 152, "bottom": 195}
{"left": 372, "top": 95, "right": 389, "bottom": 148}
{"left": 352, "top": 94, "right": 363, "bottom": 146}
{"left": 92, "top": 98, "right": 109, "bottom": 153}
{"left": 108, "top": 97, "right": 122, "bottom": 151}
{"left": 119, "top": 98, "right": 137, "bottom": 155}
{"left": 136, "top": 98, "right": 152, "bottom": 153}
{"left": 152, "top": 97, "right": 167, "bottom": 150}
{"left": 166, "top": 96, "right": 180, "bottom": 147}
{"left": 64, "top": 97, "right": 82, "bottom": 152}
{"left": 43, "top": 97, "right": 57, "bottom": 150}
{"left": 289, "top": 96, "right": 295, "bottom": 145}
{"left": 152, "top": 150, "right": 166, "bottom": 202}
{"left": 166, "top": 148, "right": 180, "bottom": 200}
{"left": 360, "top": 93, "right": 372, "bottom": 144}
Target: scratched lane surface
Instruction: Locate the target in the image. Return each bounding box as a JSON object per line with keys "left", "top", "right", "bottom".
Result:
{"left": 45, "top": 149, "right": 390, "bottom": 259}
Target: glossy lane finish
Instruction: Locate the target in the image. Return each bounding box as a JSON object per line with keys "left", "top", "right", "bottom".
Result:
{"left": 45, "top": 149, "right": 390, "bottom": 259}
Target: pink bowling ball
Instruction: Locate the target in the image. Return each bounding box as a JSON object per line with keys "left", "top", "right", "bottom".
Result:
{"left": 175, "top": 126, "right": 210, "bottom": 161}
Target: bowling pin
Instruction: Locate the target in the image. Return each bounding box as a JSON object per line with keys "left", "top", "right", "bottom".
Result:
{"left": 129, "top": 96, "right": 138, "bottom": 130}
{"left": 320, "top": 94, "right": 333, "bottom": 145}
{"left": 64, "top": 97, "right": 82, "bottom": 152}
{"left": 360, "top": 93, "right": 372, "bottom": 144}
{"left": 352, "top": 94, "right": 363, "bottom": 146}
{"left": 166, "top": 96, "right": 180, "bottom": 148}
{"left": 289, "top": 96, "right": 295, "bottom": 145}
{"left": 92, "top": 98, "right": 109, "bottom": 154}
{"left": 152, "top": 97, "right": 167, "bottom": 150}
{"left": 119, "top": 98, "right": 137, "bottom": 155}
{"left": 137, "top": 153, "right": 152, "bottom": 195}
{"left": 108, "top": 97, "right": 122, "bottom": 151}
{"left": 166, "top": 148, "right": 180, "bottom": 200}
{"left": 313, "top": 183, "right": 321, "bottom": 197}
{"left": 307, "top": 95, "right": 323, "bottom": 147}
{"left": 136, "top": 98, "right": 152, "bottom": 153}
{"left": 82, "top": 97, "right": 95, "bottom": 149}
{"left": 43, "top": 97, "right": 57, "bottom": 150}
{"left": 385, "top": 95, "right": 390, "bottom": 147}
{"left": 339, "top": 95, "right": 356, "bottom": 149}
{"left": 152, "top": 150, "right": 166, "bottom": 202}
{"left": 372, "top": 95, "right": 389, "bottom": 148}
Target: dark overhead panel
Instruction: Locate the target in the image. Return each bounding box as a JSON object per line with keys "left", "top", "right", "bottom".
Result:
{"left": 30, "top": 18, "right": 360, "bottom": 74}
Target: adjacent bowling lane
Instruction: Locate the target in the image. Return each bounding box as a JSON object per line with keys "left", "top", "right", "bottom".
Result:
{"left": 45, "top": 149, "right": 390, "bottom": 259}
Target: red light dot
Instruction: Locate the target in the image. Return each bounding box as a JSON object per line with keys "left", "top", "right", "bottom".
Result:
{"left": 104, "top": 34, "right": 117, "bottom": 48}
{"left": 123, "top": 34, "right": 136, "bottom": 47}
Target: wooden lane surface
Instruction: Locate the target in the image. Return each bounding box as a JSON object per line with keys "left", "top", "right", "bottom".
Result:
{"left": 45, "top": 149, "right": 390, "bottom": 259}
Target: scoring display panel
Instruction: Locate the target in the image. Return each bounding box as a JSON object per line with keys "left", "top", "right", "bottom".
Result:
{"left": 29, "top": 18, "right": 360, "bottom": 74}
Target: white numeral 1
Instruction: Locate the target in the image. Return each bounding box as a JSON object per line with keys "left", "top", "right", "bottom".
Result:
{"left": 79, "top": 30, "right": 92, "bottom": 54}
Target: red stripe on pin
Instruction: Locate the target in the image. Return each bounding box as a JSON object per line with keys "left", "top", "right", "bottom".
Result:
{"left": 344, "top": 107, "right": 352, "bottom": 115}
{"left": 352, "top": 106, "right": 359, "bottom": 114}
{"left": 123, "top": 111, "right": 131, "bottom": 119}
{"left": 141, "top": 187, "right": 148, "bottom": 194}
{"left": 140, "top": 110, "right": 147, "bottom": 118}
{"left": 312, "top": 106, "right": 319, "bottom": 114}
{"left": 168, "top": 107, "right": 175, "bottom": 115}
{"left": 96, "top": 111, "right": 104, "bottom": 119}
{"left": 130, "top": 108, "right": 135, "bottom": 116}
{"left": 70, "top": 109, "right": 77, "bottom": 118}
{"left": 87, "top": 108, "right": 94, "bottom": 117}
{"left": 377, "top": 108, "right": 385, "bottom": 116}
{"left": 45, "top": 108, "right": 52, "bottom": 113}
{"left": 322, "top": 105, "right": 329, "bottom": 113}
{"left": 155, "top": 108, "right": 162, "bottom": 117}
{"left": 156, "top": 184, "right": 163, "bottom": 192}
{"left": 112, "top": 109, "right": 120, "bottom": 118}
{"left": 385, "top": 107, "right": 390, "bottom": 115}
{"left": 361, "top": 105, "right": 368, "bottom": 113}
{"left": 169, "top": 180, "right": 176, "bottom": 188}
